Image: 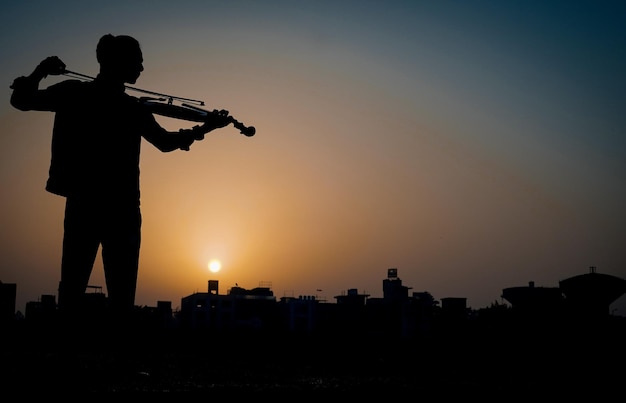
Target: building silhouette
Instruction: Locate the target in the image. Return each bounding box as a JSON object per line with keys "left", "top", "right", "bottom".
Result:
{"left": 501, "top": 266, "right": 626, "bottom": 321}
{"left": 0, "top": 281, "right": 17, "bottom": 323}
{"left": 179, "top": 280, "right": 278, "bottom": 333}
{"left": 559, "top": 266, "right": 626, "bottom": 317}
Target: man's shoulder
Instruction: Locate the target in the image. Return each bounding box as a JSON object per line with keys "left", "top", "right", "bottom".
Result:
{"left": 46, "top": 79, "right": 90, "bottom": 96}
{"left": 122, "top": 92, "right": 141, "bottom": 103}
{"left": 123, "top": 93, "right": 153, "bottom": 114}
{"left": 48, "top": 79, "right": 86, "bottom": 89}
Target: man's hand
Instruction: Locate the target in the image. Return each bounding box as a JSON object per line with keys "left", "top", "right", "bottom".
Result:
{"left": 202, "top": 109, "right": 232, "bottom": 132}
{"left": 10, "top": 56, "right": 67, "bottom": 91}
{"left": 178, "top": 129, "right": 197, "bottom": 151}
{"left": 35, "top": 56, "right": 66, "bottom": 78}
{"left": 178, "top": 110, "right": 233, "bottom": 151}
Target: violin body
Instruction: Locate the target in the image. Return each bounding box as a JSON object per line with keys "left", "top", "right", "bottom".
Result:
{"left": 141, "top": 98, "right": 207, "bottom": 122}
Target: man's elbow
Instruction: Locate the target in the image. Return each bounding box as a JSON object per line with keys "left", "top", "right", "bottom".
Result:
{"left": 154, "top": 143, "right": 178, "bottom": 153}
{"left": 10, "top": 96, "right": 32, "bottom": 111}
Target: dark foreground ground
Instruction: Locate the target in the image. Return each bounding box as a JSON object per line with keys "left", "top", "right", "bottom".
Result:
{"left": 1, "top": 318, "right": 624, "bottom": 397}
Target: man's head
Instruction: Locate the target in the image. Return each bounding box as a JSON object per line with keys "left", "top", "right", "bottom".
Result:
{"left": 96, "top": 34, "right": 144, "bottom": 84}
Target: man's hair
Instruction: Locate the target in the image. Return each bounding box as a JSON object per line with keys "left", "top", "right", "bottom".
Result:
{"left": 96, "top": 34, "right": 141, "bottom": 66}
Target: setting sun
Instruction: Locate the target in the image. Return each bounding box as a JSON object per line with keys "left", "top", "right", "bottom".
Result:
{"left": 208, "top": 259, "right": 222, "bottom": 273}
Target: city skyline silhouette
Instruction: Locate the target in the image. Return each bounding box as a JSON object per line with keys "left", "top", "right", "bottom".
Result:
{"left": 4, "top": 265, "right": 625, "bottom": 323}
{"left": 2, "top": 267, "right": 625, "bottom": 394}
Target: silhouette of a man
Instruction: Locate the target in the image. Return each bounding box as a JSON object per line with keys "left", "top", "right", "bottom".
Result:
{"left": 10, "top": 34, "right": 230, "bottom": 324}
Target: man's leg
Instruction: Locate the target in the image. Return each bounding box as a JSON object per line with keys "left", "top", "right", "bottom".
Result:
{"left": 57, "top": 198, "right": 100, "bottom": 323}
{"left": 102, "top": 204, "right": 141, "bottom": 323}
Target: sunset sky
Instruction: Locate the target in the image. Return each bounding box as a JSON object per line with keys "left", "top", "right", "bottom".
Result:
{"left": 1, "top": 1, "right": 625, "bottom": 316}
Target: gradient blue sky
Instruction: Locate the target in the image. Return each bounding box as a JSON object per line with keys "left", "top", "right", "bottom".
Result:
{"left": 1, "top": 1, "right": 625, "bottom": 315}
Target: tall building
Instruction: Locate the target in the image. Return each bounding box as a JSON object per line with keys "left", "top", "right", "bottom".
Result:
{"left": 0, "top": 281, "right": 17, "bottom": 322}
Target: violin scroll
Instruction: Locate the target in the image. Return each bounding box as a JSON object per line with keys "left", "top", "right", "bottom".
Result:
{"left": 230, "top": 117, "right": 256, "bottom": 137}
{"left": 183, "top": 103, "right": 256, "bottom": 137}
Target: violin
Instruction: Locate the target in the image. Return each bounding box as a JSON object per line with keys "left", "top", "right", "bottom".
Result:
{"left": 63, "top": 70, "right": 255, "bottom": 137}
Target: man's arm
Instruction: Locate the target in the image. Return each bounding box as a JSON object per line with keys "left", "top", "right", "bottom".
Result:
{"left": 144, "top": 111, "right": 232, "bottom": 152}
{"left": 10, "top": 56, "right": 66, "bottom": 111}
